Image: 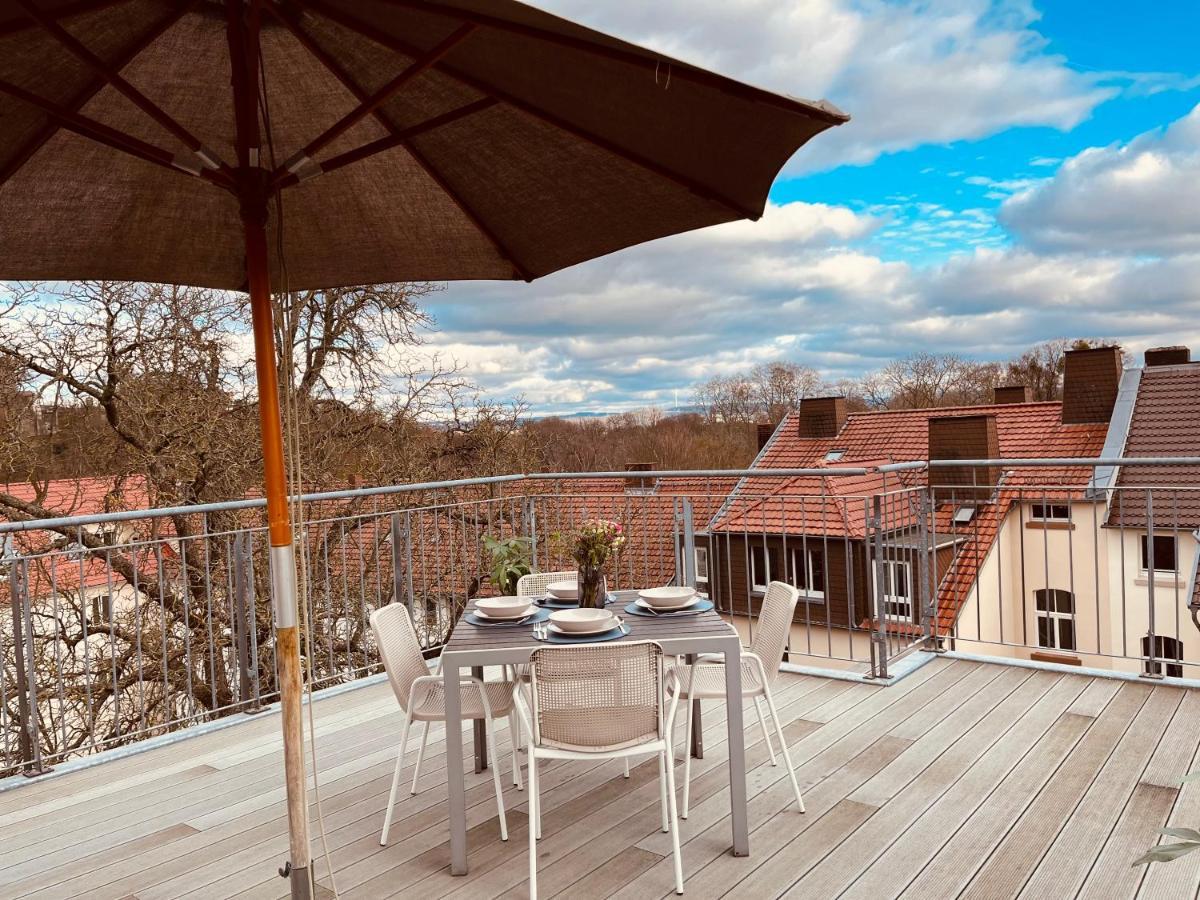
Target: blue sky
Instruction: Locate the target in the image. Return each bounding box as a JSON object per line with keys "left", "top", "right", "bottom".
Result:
{"left": 417, "top": 0, "right": 1200, "bottom": 415}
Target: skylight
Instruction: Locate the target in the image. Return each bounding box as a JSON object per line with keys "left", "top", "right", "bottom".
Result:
{"left": 824, "top": 449, "right": 846, "bottom": 462}
{"left": 953, "top": 506, "right": 976, "bottom": 525}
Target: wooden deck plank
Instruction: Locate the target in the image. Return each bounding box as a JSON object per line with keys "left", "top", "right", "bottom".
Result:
{"left": 839, "top": 671, "right": 1090, "bottom": 899}
{"left": 1017, "top": 686, "right": 1183, "bottom": 898}
{"left": 956, "top": 681, "right": 1152, "bottom": 899}
{"left": 898, "top": 712, "right": 1096, "bottom": 899}
{"left": 1137, "top": 690, "right": 1200, "bottom": 900}
{"left": 781, "top": 667, "right": 1052, "bottom": 898}
{"left": 3, "top": 659, "right": 1198, "bottom": 900}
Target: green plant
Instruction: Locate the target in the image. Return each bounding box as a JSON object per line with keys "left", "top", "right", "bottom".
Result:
{"left": 1134, "top": 773, "right": 1200, "bottom": 866}
{"left": 483, "top": 535, "right": 532, "bottom": 595}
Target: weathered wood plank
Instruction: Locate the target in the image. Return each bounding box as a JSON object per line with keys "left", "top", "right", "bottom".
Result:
{"left": 1017, "top": 686, "right": 1183, "bottom": 898}
{"left": 956, "top": 681, "right": 1152, "bottom": 899}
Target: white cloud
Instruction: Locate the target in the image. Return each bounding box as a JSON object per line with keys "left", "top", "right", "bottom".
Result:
{"left": 530, "top": 0, "right": 1114, "bottom": 171}
{"left": 1001, "top": 103, "right": 1200, "bottom": 254}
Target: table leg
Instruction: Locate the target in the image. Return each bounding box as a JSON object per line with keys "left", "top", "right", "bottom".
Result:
{"left": 444, "top": 658, "right": 468, "bottom": 875}
{"left": 472, "top": 665, "right": 487, "bottom": 773}
{"left": 723, "top": 641, "right": 748, "bottom": 857}
{"left": 685, "top": 653, "right": 703, "bottom": 759}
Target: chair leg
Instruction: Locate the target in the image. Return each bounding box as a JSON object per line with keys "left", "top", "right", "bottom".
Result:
{"left": 663, "top": 747, "right": 685, "bottom": 895}
{"left": 485, "top": 714, "right": 509, "bottom": 841}
{"left": 763, "top": 686, "right": 804, "bottom": 813}
{"left": 530, "top": 754, "right": 542, "bottom": 839}
{"left": 657, "top": 751, "right": 669, "bottom": 833}
{"left": 380, "top": 713, "right": 412, "bottom": 846}
{"left": 410, "top": 721, "right": 430, "bottom": 794}
{"left": 755, "top": 696, "right": 777, "bottom": 766}
{"left": 528, "top": 751, "right": 539, "bottom": 899}
{"left": 509, "top": 712, "right": 523, "bottom": 790}
{"left": 681, "top": 696, "right": 694, "bottom": 819}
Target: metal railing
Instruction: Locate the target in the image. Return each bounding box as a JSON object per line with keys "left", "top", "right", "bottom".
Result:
{"left": 1, "top": 459, "right": 1198, "bottom": 776}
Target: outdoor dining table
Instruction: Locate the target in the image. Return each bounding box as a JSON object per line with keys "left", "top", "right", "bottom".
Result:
{"left": 439, "top": 588, "right": 749, "bottom": 875}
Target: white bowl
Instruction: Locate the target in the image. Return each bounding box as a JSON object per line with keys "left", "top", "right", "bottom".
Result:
{"left": 546, "top": 579, "right": 579, "bottom": 600}
{"left": 475, "top": 596, "right": 534, "bottom": 619}
{"left": 638, "top": 586, "right": 696, "bottom": 609}
{"left": 548, "top": 608, "right": 615, "bottom": 634}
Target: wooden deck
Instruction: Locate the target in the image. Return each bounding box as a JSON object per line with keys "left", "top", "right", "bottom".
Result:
{"left": 3, "top": 657, "right": 1200, "bottom": 899}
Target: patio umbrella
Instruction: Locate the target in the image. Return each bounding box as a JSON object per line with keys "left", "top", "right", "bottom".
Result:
{"left": 0, "top": 1, "right": 846, "bottom": 894}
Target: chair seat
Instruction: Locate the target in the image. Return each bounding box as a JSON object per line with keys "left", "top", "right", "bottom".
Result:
{"left": 410, "top": 680, "right": 517, "bottom": 721}
{"left": 665, "top": 659, "right": 764, "bottom": 700}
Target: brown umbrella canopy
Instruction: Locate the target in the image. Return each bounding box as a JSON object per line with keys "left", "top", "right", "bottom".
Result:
{"left": 0, "top": 0, "right": 846, "bottom": 291}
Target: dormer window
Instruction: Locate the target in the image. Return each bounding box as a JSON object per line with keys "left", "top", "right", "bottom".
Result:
{"left": 1030, "top": 503, "right": 1070, "bottom": 522}
{"left": 824, "top": 449, "right": 846, "bottom": 463}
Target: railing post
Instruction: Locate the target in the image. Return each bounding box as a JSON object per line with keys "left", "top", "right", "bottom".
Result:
{"left": 525, "top": 497, "right": 539, "bottom": 570}
{"left": 1142, "top": 489, "right": 1162, "bottom": 679}
{"left": 394, "top": 510, "right": 414, "bottom": 614}
{"left": 867, "top": 495, "right": 889, "bottom": 680}
{"left": 8, "top": 558, "right": 50, "bottom": 776}
{"left": 679, "top": 497, "right": 697, "bottom": 588}
{"left": 916, "top": 489, "right": 935, "bottom": 650}
{"left": 232, "top": 532, "right": 262, "bottom": 713}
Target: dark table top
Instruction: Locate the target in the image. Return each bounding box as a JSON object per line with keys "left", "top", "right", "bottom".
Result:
{"left": 441, "top": 590, "right": 739, "bottom": 664}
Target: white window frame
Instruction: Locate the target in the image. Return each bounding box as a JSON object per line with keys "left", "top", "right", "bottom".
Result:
{"left": 789, "top": 545, "right": 825, "bottom": 602}
{"left": 694, "top": 546, "right": 709, "bottom": 584}
{"left": 1035, "top": 588, "right": 1075, "bottom": 651}
{"left": 1140, "top": 533, "right": 1178, "bottom": 574}
{"left": 874, "top": 559, "right": 913, "bottom": 619}
{"left": 750, "top": 545, "right": 777, "bottom": 594}
{"left": 1029, "top": 502, "right": 1070, "bottom": 522}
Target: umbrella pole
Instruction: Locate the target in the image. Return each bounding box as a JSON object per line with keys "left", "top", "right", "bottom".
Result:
{"left": 229, "top": 3, "right": 312, "bottom": 895}
{"left": 245, "top": 213, "right": 314, "bottom": 900}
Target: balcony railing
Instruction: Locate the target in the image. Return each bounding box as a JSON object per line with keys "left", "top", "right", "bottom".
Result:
{"left": 1, "top": 459, "right": 1198, "bottom": 777}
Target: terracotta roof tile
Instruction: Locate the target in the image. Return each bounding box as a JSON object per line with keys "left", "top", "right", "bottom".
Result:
{"left": 1109, "top": 364, "right": 1200, "bottom": 528}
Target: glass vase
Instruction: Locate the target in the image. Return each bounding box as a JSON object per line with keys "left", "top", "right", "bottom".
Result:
{"left": 579, "top": 563, "right": 606, "bottom": 609}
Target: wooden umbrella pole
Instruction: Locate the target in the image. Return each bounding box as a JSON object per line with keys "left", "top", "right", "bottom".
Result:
{"left": 230, "top": 2, "right": 313, "bottom": 897}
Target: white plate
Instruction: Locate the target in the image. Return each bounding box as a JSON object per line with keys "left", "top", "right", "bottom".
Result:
{"left": 547, "top": 619, "right": 619, "bottom": 636}
{"left": 475, "top": 609, "right": 533, "bottom": 622}
{"left": 545, "top": 579, "right": 579, "bottom": 600}
{"left": 637, "top": 586, "right": 696, "bottom": 609}
{"left": 635, "top": 596, "right": 700, "bottom": 612}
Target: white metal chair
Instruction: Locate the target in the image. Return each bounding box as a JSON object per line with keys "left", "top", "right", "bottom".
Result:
{"left": 665, "top": 580, "right": 805, "bottom": 818}
{"left": 515, "top": 641, "right": 684, "bottom": 897}
{"left": 515, "top": 569, "right": 578, "bottom": 598}
{"left": 369, "top": 603, "right": 521, "bottom": 846}
{"left": 512, "top": 570, "right": 632, "bottom": 777}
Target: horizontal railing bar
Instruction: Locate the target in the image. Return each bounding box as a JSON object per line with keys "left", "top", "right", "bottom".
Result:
{"left": 3, "top": 459, "right": 1200, "bottom": 533}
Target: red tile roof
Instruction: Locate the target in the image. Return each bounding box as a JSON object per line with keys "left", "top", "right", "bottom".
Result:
{"left": 710, "top": 402, "right": 1108, "bottom": 538}
{"left": 1107, "top": 363, "right": 1200, "bottom": 529}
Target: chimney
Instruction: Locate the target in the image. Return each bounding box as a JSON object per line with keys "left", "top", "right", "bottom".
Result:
{"left": 796, "top": 396, "right": 847, "bottom": 439}
{"left": 1061, "top": 346, "right": 1123, "bottom": 425}
{"left": 993, "top": 385, "right": 1032, "bottom": 405}
{"left": 928, "top": 414, "right": 1000, "bottom": 502}
{"left": 756, "top": 422, "right": 776, "bottom": 452}
{"left": 624, "top": 461, "right": 653, "bottom": 492}
{"left": 1145, "top": 346, "right": 1190, "bottom": 367}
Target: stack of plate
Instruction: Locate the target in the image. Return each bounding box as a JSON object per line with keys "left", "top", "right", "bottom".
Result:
{"left": 636, "top": 586, "right": 700, "bottom": 612}
{"left": 546, "top": 607, "right": 620, "bottom": 638}
{"left": 473, "top": 596, "right": 535, "bottom": 622}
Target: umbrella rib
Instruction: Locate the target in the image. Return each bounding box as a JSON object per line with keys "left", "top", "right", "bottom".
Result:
{"left": 0, "top": 77, "right": 234, "bottom": 191}
{"left": 276, "top": 22, "right": 476, "bottom": 180}
{"left": 370, "top": 0, "right": 849, "bottom": 126}
{"left": 0, "top": 0, "right": 198, "bottom": 189}
{"left": 274, "top": 98, "right": 497, "bottom": 189}
{"left": 296, "top": 0, "right": 762, "bottom": 222}
{"left": 15, "top": 0, "right": 228, "bottom": 176}
{"left": 264, "top": 0, "right": 534, "bottom": 281}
